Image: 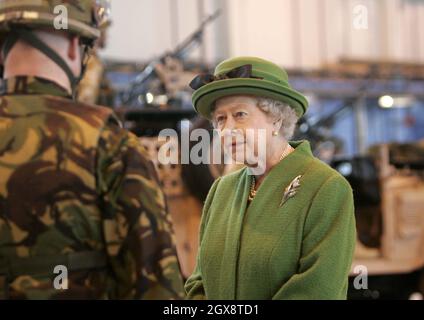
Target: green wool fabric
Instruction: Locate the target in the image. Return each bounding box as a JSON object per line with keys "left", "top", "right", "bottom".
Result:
{"left": 185, "top": 140, "right": 356, "bottom": 300}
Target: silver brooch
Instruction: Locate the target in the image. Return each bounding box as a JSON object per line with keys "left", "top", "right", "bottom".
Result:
{"left": 280, "top": 175, "right": 302, "bottom": 207}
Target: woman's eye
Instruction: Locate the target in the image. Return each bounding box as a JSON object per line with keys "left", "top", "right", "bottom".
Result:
{"left": 235, "top": 111, "right": 247, "bottom": 119}
{"left": 215, "top": 116, "right": 225, "bottom": 124}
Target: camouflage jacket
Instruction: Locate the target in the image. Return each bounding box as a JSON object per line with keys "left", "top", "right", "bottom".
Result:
{"left": 0, "top": 76, "right": 184, "bottom": 299}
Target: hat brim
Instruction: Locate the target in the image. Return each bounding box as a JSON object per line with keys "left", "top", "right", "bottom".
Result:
{"left": 192, "top": 78, "right": 308, "bottom": 119}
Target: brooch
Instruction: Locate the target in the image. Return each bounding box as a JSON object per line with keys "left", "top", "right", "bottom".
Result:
{"left": 279, "top": 175, "right": 302, "bottom": 207}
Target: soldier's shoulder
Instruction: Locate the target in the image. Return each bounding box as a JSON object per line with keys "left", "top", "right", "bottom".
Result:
{"left": 44, "top": 95, "right": 121, "bottom": 128}
{"left": 49, "top": 96, "right": 112, "bottom": 116}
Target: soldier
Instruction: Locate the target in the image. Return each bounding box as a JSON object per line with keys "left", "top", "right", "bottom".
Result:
{"left": 0, "top": 0, "right": 184, "bottom": 299}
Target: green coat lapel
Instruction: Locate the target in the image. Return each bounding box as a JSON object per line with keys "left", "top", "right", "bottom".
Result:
{"left": 247, "top": 141, "right": 315, "bottom": 215}
{"left": 217, "top": 168, "right": 250, "bottom": 299}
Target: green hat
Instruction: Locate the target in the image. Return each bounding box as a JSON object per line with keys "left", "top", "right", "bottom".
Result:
{"left": 190, "top": 56, "right": 308, "bottom": 119}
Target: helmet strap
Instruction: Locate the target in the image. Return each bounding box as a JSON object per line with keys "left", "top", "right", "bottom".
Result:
{"left": 73, "top": 44, "right": 92, "bottom": 100}
{"left": 2, "top": 28, "right": 86, "bottom": 97}
{"left": 0, "top": 32, "right": 19, "bottom": 78}
{"left": 2, "top": 32, "right": 19, "bottom": 59}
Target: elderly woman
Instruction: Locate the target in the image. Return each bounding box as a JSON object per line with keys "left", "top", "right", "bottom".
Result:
{"left": 185, "top": 57, "right": 356, "bottom": 300}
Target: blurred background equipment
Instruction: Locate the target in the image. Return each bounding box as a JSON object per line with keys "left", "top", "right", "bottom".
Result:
{"left": 338, "top": 143, "right": 424, "bottom": 299}
{"left": 119, "top": 10, "right": 221, "bottom": 110}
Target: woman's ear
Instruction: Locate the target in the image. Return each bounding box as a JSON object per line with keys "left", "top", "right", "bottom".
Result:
{"left": 67, "top": 36, "right": 80, "bottom": 61}
{"left": 273, "top": 117, "right": 283, "bottom": 134}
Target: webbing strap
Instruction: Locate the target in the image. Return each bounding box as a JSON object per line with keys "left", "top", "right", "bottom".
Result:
{"left": 0, "top": 251, "right": 107, "bottom": 278}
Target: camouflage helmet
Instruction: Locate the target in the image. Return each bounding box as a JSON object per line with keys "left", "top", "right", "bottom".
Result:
{"left": 0, "top": 0, "right": 112, "bottom": 44}
{"left": 0, "top": 0, "right": 111, "bottom": 93}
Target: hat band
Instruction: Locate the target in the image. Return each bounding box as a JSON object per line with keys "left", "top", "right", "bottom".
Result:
{"left": 189, "top": 64, "right": 263, "bottom": 90}
{"left": 194, "top": 84, "right": 306, "bottom": 116}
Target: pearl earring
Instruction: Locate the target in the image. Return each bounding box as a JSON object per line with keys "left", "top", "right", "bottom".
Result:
{"left": 273, "top": 131, "right": 279, "bottom": 136}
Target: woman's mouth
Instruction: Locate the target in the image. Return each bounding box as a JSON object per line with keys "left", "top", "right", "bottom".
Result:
{"left": 230, "top": 141, "right": 244, "bottom": 147}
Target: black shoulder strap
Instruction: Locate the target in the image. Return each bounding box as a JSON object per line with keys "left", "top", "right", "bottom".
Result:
{"left": 0, "top": 251, "right": 107, "bottom": 278}
{"left": 0, "top": 251, "right": 108, "bottom": 299}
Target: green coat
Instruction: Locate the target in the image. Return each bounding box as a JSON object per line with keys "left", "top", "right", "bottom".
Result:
{"left": 185, "top": 141, "right": 356, "bottom": 300}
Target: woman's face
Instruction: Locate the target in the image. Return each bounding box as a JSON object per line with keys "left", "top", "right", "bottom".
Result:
{"left": 212, "top": 95, "right": 276, "bottom": 166}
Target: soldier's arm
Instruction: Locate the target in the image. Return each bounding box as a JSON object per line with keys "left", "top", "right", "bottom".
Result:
{"left": 96, "top": 118, "right": 184, "bottom": 300}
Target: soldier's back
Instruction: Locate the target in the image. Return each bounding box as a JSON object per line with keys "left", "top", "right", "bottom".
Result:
{"left": 0, "top": 76, "right": 184, "bottom": 300}
{"left": 0, "top": 79, "right": 115, "bottom": 299}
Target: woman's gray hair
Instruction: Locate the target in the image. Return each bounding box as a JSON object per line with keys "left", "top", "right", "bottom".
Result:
{"left": 210, "top": 96, "right": 299, "bottom": 140}
{"left": 256, "top": 98, "right": 299, "bottom": 140}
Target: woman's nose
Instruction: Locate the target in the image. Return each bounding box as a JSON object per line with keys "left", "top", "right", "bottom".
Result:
{"left": 223, "top": 116, "right": 236, "bottom": 131}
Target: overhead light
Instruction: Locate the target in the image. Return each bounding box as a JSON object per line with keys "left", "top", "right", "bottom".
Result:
{"left": 379, "top": 95, "right": 394, "bottom": 108}
{"left": 155, "top": 95, "right": 169, "bottom": 106}
{"left": 146, "top": 92, "right": 154, "bottom": 104}
{"left": 379, "top": 95, "right": 415, "bottom": 109}
{"left": 299, "top": 123, "right": 309, "bottom": 133}
{"left": 392, "top": 96, "right": 415, "bottom": 108}
{"left": 337, "top": 162, "right": 353, "bottom": 177}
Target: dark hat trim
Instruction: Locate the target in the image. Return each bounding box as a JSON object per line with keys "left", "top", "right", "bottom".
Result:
{"left": 194, "top": 84, "right": 306, "bottom": 114}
